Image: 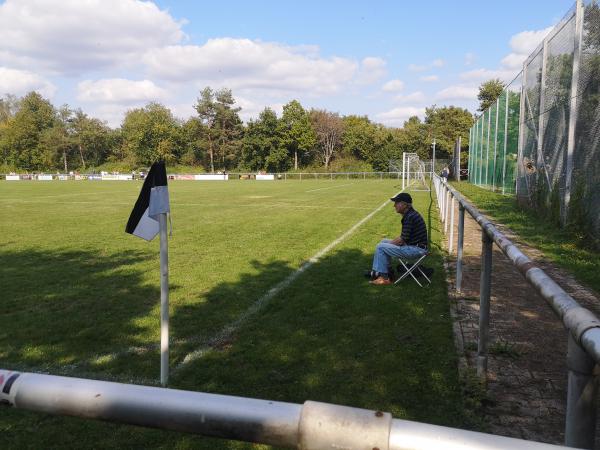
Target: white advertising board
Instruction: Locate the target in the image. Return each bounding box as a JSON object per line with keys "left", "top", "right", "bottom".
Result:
{"left": 38, "top": 175, "right": 53, "bottom": 181}
{"left": 6, "top": 175, "right": 20, "bottom": 181}
{"left": 194, "top": 174, "right": 229, "bottom": 181}
{"left": 256, "top": 174, "right": 275, "bottom": 181}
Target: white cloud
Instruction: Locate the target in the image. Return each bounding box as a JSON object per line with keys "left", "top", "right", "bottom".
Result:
{"left": 393, "top": 91, "right": 425, "bottom": 104}
{"left": 420, "top": 75, "right": 439, "bottom": 82}
{"left": 464, "top": 52, "right": 476, "bottom": 66}
{"left": 0, "top": 67, "right": 56, "bottom": 97}
{"left": 509, "top": 27, "right": 552, "bottom": 55}
{"left": 142, "top": 38, "right": 358, "bottom": 95}
{"left": 77, "top": 79, "right": 168, "bottom": 104}
{"left": 408, "top": 63, "right": 427, "bottom": 72}
{"left": 408, "top": 59, "right": 444, "bottom": 72}
{"left": 377, "top": 106, "right": 425, "bottom": 127}
{"left": 460, "top": 68, "right": 516, "bottom": 83}
{"left": 382, "top": 79, "right": 405, "bottom": 92}
{"left": 0, "top": 0, "right": 185, "bottom": 75}
{"left": 435, "top": 85, "right": 478, "bottom": 101}
{"left": 499, "top": 27, "right": 553, "bottom": 70}
{"left": 356, "top": 57, "right": 387, "bottom": 85}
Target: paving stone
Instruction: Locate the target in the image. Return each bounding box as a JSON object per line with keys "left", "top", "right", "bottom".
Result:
{"left": 443, "top": 200, "right": 600, "bottom": 447}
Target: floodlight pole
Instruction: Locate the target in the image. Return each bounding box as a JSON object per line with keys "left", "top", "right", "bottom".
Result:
{"left": 159, "top": 213, "right": 169, "bottom": 387}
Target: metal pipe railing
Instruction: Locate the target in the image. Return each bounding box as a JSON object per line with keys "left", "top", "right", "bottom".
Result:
{"left": 433, "top": 176, "right": 600, "bottom": 448}
{"left": 0, "top": 370, "right": 568, "bottom": 449}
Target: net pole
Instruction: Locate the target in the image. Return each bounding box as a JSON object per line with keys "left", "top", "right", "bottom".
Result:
{"left": 562, "top": 0, "right": 584, "bottom": 227}
{"left": 493, "top": 97, "right": 499, "bottom": 190}
{"left": 502, "top": 89, "right": 509, "bottom": 195}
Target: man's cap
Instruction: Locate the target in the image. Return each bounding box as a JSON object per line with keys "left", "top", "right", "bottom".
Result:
{"left": 390, "top": 193, "right": 412, "bottom": 203}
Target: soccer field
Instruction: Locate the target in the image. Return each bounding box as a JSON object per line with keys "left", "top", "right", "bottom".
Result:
{"left": 0, "top": 179, "right": 468, "bottom": 448}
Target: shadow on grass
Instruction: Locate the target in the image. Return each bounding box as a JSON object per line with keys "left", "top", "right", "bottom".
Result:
{"left": 0, "top": 248, "right": 162, "bottom": 375}
{"left": 172, "top": 246, "right": 465, "bottom": 430}
{"left": 0, "top": 243, "right": 465, "bottom": 449}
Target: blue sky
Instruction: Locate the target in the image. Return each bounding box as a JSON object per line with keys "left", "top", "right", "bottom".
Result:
{"left": 0, "top": 0, "right": 575, "bottom": 127}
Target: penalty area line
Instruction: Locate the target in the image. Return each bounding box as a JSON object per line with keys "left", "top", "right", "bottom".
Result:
{"left": 173, "top": 190, "right": 403, "bottom": 374}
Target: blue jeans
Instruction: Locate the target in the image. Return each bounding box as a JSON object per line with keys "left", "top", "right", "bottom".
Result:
{"left": 372, "top": 239, "right": 427, "bottom": 275}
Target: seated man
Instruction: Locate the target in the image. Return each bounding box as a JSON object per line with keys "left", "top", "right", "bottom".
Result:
{"left": 369, "top": 192, "right": 428, "bottom": 285}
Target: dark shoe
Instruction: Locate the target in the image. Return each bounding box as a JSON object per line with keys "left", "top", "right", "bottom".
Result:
{"left": 364, "top": 270, "right": 378, "bottom": 280}
{"left": 369, "top": 276, "right": 392, "bottom": 285}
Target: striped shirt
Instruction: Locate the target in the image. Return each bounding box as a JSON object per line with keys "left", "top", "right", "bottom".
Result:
{"left": 401, "top": 207, "right": 428, "bottom": 249}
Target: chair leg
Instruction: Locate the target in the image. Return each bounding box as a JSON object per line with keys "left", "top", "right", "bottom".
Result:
{"left": 394, "top": 254, "right": 430, "bottom": 287}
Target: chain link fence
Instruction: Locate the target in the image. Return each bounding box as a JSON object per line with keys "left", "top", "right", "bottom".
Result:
{"left": 468, "top": 0, "right": 600, "bottom": 244}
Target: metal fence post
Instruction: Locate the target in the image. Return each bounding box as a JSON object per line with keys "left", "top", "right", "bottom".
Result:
{"left": 562, "top": 0, "right": 584, "bottom": 226}
{"left": 502, "top": 89, "right": 510, "bottom": 195}
{"left": 536, "top": 38, "right": 549, "bottom": 183}
{"left": 486, "top": 110, "right": 491, "bottom": 186}
{"left": 456, "top": 204, "right": 465, "bottom": 292}
{"left": 477, "top": 230, "right": 493, "bottom": 379}
{"left": 449, "top": 197, "right": 455, "bottom": 254}
{"left": 492, "top": 97, "right": 499, "bottom": 190}
{"left": 444, "top": 189, "right": 450, "bottom": 233}
{"left": 565, "top": 334, "right": 598, "bottom": 449}
{"left": 516, "top": 64, "right": 528, "bottom": 199}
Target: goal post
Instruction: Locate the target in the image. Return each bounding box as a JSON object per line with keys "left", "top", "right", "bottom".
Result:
{"left": 399, "top": 152, "right": 430, "bottom": 192}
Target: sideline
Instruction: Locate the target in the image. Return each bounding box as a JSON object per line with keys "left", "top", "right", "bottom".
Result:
{"left": 173, "top": 190, "right": 402, "bottom": 373}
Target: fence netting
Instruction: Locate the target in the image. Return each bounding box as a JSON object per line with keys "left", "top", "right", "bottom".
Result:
{"left": 468, "top": 0, "right": 600, "bottom": 244}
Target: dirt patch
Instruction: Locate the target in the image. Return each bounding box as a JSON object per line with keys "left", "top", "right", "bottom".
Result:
{"left": 443, "top": 198, "right": 600, "bottom": 446}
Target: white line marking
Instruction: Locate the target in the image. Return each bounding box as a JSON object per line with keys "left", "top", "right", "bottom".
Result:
{"left": 305, "top": 183, "right": 353, "bottom": 193}
{"left": 173, "top": 191, "right": 401, "bottom": 373}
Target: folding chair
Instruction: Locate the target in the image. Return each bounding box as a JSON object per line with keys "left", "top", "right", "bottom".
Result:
{"left": 394, "top": 251, "right": 431, "bottom": 287}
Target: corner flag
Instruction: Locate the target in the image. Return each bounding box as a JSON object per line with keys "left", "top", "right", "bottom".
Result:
{"left": 126, "top": 161, "right": 170, "bottom": 241}
{"left": 125, "top": 160, "right": 171, "bottom": 386}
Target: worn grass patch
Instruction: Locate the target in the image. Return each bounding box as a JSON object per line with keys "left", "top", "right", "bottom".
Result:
{"left": 0, "top": 179, "right": 470, "bottom": 448}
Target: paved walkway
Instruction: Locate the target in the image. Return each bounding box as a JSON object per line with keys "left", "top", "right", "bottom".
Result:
{"left": 442, "top": 195, "right": 600, "bottom": 447}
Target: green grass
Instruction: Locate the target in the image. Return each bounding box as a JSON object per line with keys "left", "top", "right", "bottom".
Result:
{"left": 0, "top": 179, "right": 468, "bottom": 448}
{"left": 452, "top": 182, "right": 600, "bottom": 294}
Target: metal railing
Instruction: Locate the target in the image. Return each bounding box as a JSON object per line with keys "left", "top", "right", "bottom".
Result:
{"left": 434, "top": 175, "right": 600, "bottom": 449}
{"left": 0, "top": 369, "right": 567, "bottom": 449}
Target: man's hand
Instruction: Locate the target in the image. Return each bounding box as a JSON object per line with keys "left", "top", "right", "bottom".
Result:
{"left": 391, "top": 237, "right": 404, "bottom": 246}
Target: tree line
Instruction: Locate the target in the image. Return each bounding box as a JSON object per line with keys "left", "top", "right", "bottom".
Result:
{"left": 0, "top": 87, "right": 475, "bottom": 173}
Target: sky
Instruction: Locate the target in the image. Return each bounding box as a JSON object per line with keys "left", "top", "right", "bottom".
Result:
{"left": 0, "top": 0, "right": 577, "bottom": 128}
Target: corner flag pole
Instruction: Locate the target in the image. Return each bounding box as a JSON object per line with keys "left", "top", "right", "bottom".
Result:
{"left": 159, "top": 213, "right": 169, "bottom": 386}
{"left": 125, "top": 160, "right": 171, "bottom": 386}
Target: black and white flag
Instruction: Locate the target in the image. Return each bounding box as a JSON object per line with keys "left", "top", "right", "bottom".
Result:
{"left": 126, "top": 161, "right": 170, "bottom": 241}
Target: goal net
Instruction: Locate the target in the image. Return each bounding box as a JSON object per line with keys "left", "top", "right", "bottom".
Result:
{"left": 401, "top": 153, "right": 430, "bottom": 191}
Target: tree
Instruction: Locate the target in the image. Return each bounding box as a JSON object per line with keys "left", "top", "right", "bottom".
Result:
{"left": 214, "top": 88, "right": 243, "bottom": 170}
{"left": 341, "top": 115, "right": 378, "bottom": 161}
{"left": 71, "top": 110, "right": 113, "bottom": 169}
{"left": 309, "top": 109, "right": 343, "bottom": 168}
{"left": 241, "top": 108, "right": 285, "bottom": 171}
{"left": 181, "top": 117, "right": 207, "bottom": 166}
{"left": 0, "top": 94, "right": 18, "bottom": 123}
{"left": 194, "top": 87, "right": 243, "bottom": 172}
{"left": 478, "top": 79, "right": 505, "bottom": 112}
{"left": 0, "top": 92, "right": 56, "bottom": 170}
{"left": 279, "top": 100, "right": 316, "bottom": 170}
{"left": 425, "top": 106, "right": 473, "bottom": 158}
{"left": 120, "top": 102, "right": 181, "bottom": 166}
{"left": 399, "top": 116, "right": 431, "bottom": 160}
